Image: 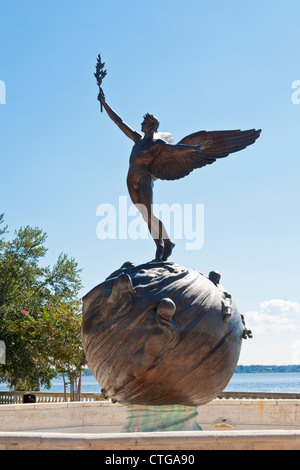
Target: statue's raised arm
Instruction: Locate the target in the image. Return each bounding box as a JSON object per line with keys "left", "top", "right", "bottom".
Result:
{"left": 95, "top": 54, "right": 141, "bottom": 143}
{"left": 99, "top": 95, "right": 142, "bottom": 142}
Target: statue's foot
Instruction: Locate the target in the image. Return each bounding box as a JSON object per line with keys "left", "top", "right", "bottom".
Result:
{"left": 162, "top": 240, "right": 175, "bottom": 261}
{"left": 155, "top": 243, "right": 164, "bottom": 261}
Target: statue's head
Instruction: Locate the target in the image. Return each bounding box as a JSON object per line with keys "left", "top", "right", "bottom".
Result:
{"left": 141, "top": 113, "right": 159, "bottom": 135}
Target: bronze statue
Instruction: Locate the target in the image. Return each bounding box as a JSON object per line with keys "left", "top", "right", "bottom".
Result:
{"left": 83, "top": 55, "right": 257, "bottom": 413}
{"left": 82, "top": 260, "right": 253, "bottom": 406}
{"left": 95, "top": 55, "right": 261, "bottom": 261}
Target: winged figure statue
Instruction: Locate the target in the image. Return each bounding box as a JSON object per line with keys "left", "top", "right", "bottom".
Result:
{"left": 98, "top": 93, "right": 261, "bottom": 261}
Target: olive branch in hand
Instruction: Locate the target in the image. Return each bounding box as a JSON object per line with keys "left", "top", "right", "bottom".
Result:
{"left": 94, "top": 54, "right": 107, "bottom": 112}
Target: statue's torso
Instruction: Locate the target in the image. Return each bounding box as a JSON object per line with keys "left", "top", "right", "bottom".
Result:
{"left": 129, "top": 138, "right": 158, "bottom": 164}
{"left": 127, "top": 138, "right": 163, "bottom": 184}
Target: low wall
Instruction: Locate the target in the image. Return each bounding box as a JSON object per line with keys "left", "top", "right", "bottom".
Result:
{"left": 0, "top": 400, "right": 299, "bottom": 450}
{"left": 0, "top": 401, "right": 126, "bottom": 434}
{"left": 198, "top": 399, "right": 300, "bottom": 430}
{"left": 1, "top": 430, "right": 300, "bottom": 450}
{"left": 1, "top": 399, "right": 300, "bottom": 433}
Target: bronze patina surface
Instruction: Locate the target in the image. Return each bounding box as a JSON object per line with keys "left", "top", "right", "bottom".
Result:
{"left": 82, "top": 55, "right": 258, "bottom": 407}
{"left": 82, "top": 261, "right": 252, "bottom": 406}
{"left": 95, "top": 54, "right": 261, "bottom": 261}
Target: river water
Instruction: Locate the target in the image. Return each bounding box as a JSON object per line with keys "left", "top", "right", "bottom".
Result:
{"left": 2, "top": 372, "right": 300, "bottom": 394}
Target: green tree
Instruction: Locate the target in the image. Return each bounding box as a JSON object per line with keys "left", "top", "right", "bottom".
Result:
{"left": 0, "top": 214, "right": 82, "bottom": 391}
{"left": 30, "top": 300, "right": 86, "bottom": 401}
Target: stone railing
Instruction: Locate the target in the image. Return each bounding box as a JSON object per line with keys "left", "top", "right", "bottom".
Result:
{"left": 0, "top": 391, "right": 107, "bottom": 404}
{"left": 217, "top": 391, "right": 300, "bottom": 400}
{"left": 1, "top": 390, "right": 300, "bottom": 404}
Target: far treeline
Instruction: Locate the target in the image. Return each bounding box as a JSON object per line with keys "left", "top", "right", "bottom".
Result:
{"left": 235, "top": 365, "right": 300, "bottom": 373}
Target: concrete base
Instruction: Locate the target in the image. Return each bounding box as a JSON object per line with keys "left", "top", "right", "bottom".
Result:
{"left": 1, "top": 400, "right": 300, "bottom": 450}
{"left": 1, "top": 430, "right": 300, "bottom": 450}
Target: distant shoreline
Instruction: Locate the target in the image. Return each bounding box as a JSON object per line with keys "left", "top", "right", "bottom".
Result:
{"left": 235, "top": 365, "right": 300, "bottom": 373}
{"left": 81, "top": 365, "right": 300, "bottom": 376}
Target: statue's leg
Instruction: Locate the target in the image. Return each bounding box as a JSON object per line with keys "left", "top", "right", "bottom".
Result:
{"left": 129, "top": 174, "right": 175, "bottom": 260}
{"left": 145, "top": 179, "right": 175, "bottom": 260}
{"left": 127, "top": 178, "right": 162, "bottom": 257}
{"left": 138, "top": 174, "right": 167, "bottom": 260}
{"left": 162, "top": 239, "right": 176, "bottom": 261}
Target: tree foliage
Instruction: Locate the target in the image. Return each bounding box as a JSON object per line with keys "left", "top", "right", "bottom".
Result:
{"left": 0, "top": 214, "right": 83, "bottom": 391}
{"left": 31, "top": 300, "right": 86, "bottom": 400}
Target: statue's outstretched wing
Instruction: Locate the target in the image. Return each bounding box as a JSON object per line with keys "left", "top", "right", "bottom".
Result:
{"left": 178, "top": 129, "right": 261, "bottom": 156}
{"left": 149, "top": 129, "right": 261, "bottom": 181}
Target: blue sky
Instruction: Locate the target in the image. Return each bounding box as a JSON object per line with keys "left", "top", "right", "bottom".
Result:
{"left": 1, "top": 0, "right": 300, "bottom": 364}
